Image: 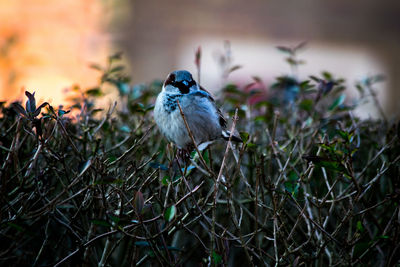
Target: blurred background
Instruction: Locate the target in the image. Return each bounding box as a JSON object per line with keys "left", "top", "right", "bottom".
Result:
{"left": 1, "top": 0, "right": 399, "bottom": 118}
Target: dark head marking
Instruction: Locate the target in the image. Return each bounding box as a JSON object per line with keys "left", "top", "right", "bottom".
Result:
{"left": 164, "top": 73, "right": 176, "bottom": 87}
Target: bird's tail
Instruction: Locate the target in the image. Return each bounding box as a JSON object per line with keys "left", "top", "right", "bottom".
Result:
{"left": 222, "top": 130, "right": 243, "bottom": 143}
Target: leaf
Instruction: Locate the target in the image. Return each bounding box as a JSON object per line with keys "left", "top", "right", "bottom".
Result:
{"left": 108, "top": 52, "right": 123, "bottom": 61}
{"left": 239, "top": 132, "right": 250, "bottom": 143}
{"left": 78, "top": 159, "right": 91, "bottom": 177}
{"left": 212, "top": 251, "right": 223, "bottom": 265}
{"left": 229, "top": 65, "right": 242, "bottom": 73}
{"left": 288, "top": 171, "right": 298, "bottom": 182}
{"left": 25, "top": 91, "right": 36, "bottom": 113}
{"left": 223, "top": 84, "right": 245, "bottom": 96}
{"left": 319, "top": 81, "right": 335, "bottom": 95}
{"left": 85, "top": 88, "right": 103, "bottom": 97}
{"left": 134, "top": 191, "right": 144, "bottom": 214}
{"left": 33, "top": 102, "right": 49, "bottom": 117}
{"left": 195, "top": 46, "right": 201, "bottom": 68}
{"left": 110, "top": 65, "right": 125, "bottom": 73}
{"left": 329, "top": 94, "right": 346, "bottom": 111}
{"left": 57, "top": 109, "right": 70, "bottom": 117}
{"left": 117, "top": 82, "right": 130, "bottom": 95}
{"left": 161, "top": 175, "right": 170, "bottom": 186}
{"left": 149, "top": 162, "right": 168, "bottom": 171}
{"left": 299, "top": 99, "right": 313, "bottom": 112}
{"left": 294, "top": 41, "right": 307, "bottom": 51}
{"left": 182, "top": 165, "right": 195, "bottom": 173}
{"left": 356, "top": 221, "right": 364, "bottom": 232}
{"left": 322, "top": 71, "right": 333, "bottom": 80}
{"left": 119, "top": 125, "right": 131, "bottom": 133}
{"left": 164, "top": 205, "right": 176, "bottom": 222}
{"left": 285, "top": 171, "right": 299, "bottom": 197}
{"left": 252, "top": 76, "right": 262, "bottom": 83}
{"left": 12, "top": 102, "right": 27, "bottom": 117}
{"left": 299, "top": 80, "right": 313, "bottom": 91}
{"left": 247, "top": 142, "right": 257, "bottom": 150}
{"left": 286, "top": 57, "right": 298, "bottom": 66}
{"left": 89, "top": 63, "right": 103, "bottom": 71}
{"left": 134, "top": 241, "right": 151, "bottom": 247}
{"left": 108, "top": 214, "right": 121, "bottom": 224}
{"left": 8, "top": 222, "right": 25, "bottom": 232}
{"left": 91, "top": 219, "right": 111, "bottom": 227}
{"left": 276, "top": 46, "right": 293, "bottom": 54}
{"left": 284, "top": 181, "right": 300, "bottom": 197}
{"left": 302, "top": 155, "right": 347, "bottom": 173}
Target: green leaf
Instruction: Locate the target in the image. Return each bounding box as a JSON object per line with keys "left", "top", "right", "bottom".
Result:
{"left": 299, "top": 99, "right": 313, "bottom": 112}
{"left": 161, "top": 175, "right": 170, "bottom": 186}
{"left": 85, "top": 88, "right": 103, "bottom": 97}
{"left": 239, "top": 132, "right": 250, "bottom": 143}
{"left": 212, "top": 251, "right": 223, "bottom": 265}
{"left": 110, "top": 65, "right": 125, "bottom": 73}
{"left": 246, "top": 142, "right": 257, "bottom": 150}
{"left": 223, "top": 84, "right": 246, "bottom": 96}
{"left": 8, "top": 222, "right": 25, "bottom": 232}
{"left": 91, "top": 219, "right": 111, "bottom": 227}
{"left": 322, "top": 71, "right": 333, "bottom": 80}
{"left": 108, "top": 52, "right": 123, "bottom": 61}
{"left": 329, "top": 94, "right": 346, "bottom": 111}
{"left": 164, "top": 205, "right": 176, "bottom": 222}
{"left": 303, "top": 155, "right": 347, "bottom": 174}
{"left": 285, "top": 172, "right": 300, "bottom": 197}
{"left": 356, "top": 221, "right": 364, "bottom": 232}
{"left": 108, "top": 214, "right": 120, "bottom": 224}
{"left": 288, "top": 171, "right": 298, "bottom": 182}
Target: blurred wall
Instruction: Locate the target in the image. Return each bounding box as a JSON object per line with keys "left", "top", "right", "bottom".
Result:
{"left": 115, "top": 0, "right": 400, "bottom": 119}
{"left": 1, "top": 0, "right": 399, "bottom": 119}
{"left": 0, "top": 0, "right": 109, "bottom": 105}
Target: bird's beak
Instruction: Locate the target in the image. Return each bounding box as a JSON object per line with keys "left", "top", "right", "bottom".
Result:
{"left": 182, "top": 80, "right": 189, "bottom": 86}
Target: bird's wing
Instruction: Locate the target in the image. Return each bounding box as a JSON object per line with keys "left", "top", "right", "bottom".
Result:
{"left": 193, "top": 86, "right": 227, "bottom": 129}
{"left": 191, "top": 86, "right": 241, "bottom": 142}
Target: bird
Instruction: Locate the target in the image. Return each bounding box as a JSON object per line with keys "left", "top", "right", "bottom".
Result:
{"left": 154, "top": 70, "right": 242, "bottom": 155}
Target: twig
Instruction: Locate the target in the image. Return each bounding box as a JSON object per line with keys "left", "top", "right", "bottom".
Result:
{"left": 176, "top": 99, "right": 214, "bottom": 176}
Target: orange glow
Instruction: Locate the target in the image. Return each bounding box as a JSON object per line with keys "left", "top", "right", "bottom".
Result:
{"left": 0, "top": 0, "right": 110, "bottom": 106}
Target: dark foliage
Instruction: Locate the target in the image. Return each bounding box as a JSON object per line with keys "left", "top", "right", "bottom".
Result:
{"left": 1, "top": 49, "right": 399, "bottom": 266}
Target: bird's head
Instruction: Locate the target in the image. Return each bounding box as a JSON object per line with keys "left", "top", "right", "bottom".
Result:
{"left": 162, "top": 70, "right": 198, "bottom": 94}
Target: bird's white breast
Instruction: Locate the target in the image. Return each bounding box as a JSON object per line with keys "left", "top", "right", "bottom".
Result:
{"left": 154, "top": 91, "right": 222, "bottom": 149}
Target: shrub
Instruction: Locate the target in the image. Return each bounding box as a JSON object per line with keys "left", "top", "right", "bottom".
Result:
{"left": 0, "top": 48, "right": 399, "bottom": 266}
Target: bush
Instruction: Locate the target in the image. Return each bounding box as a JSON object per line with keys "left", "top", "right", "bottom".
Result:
{"left": 1, "top": 48, "right": 399, "bottom": 266}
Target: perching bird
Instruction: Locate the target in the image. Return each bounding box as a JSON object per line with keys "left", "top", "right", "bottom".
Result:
{"left": 154, "top": 70, "right": 242, "bottom": 153}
